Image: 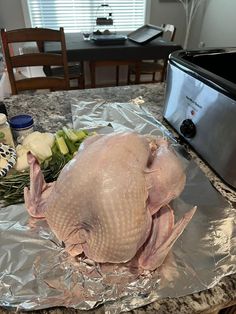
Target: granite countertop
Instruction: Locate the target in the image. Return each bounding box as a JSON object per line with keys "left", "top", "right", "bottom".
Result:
{"left": 1, "top": 83, "right": 236, "bottom": 314}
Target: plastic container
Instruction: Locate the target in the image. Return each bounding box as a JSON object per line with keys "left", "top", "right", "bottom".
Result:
{"left": 0, "top": 113, "right": 15, "bottom": 148}
{"left": 9, "top": 114, "right": 34, "bottom": 144}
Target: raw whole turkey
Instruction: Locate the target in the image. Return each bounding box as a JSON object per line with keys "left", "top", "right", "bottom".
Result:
{"left": 24, "top": 132, "right": 196, "bottom": 271}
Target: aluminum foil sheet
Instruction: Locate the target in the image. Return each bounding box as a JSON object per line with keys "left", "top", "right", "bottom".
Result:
{"left": 0, "top": 101, "right": 235, "bottom": 313}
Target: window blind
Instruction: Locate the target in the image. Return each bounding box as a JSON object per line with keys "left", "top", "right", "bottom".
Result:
{"left": 27, "top": 0, "right": 146, "bottom": 33}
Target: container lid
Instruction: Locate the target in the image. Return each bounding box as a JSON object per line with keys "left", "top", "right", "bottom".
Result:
{"left": 9, "top": 114, "right": 34, "bottom": 129}
{"left": 0, "top": 113, "right": 7, "bottom": 125}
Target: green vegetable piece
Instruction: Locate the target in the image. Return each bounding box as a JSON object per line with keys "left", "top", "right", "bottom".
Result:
{"left": 62, "top": 127, "right": 80, "bottom": 142}
{"left": 0, "top": 131, "right": 5, "bottom": 140}
{"left": 55, "top": 135, "right": 69, "bottom": 155}
{"left": 75, "top": 130, "right": 87, "bottom": 141}
{"left": 56, "top": 130, "right": 64, "bottom": 137}
{"left": 63, "top": 135, "right": 77, "bottom": 155}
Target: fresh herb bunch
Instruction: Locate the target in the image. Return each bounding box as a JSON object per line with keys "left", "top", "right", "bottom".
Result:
{"left": 0, "top": 147, "right": 69, "bottom": 207}
{"left": 0, "top": 128, "right": 90, "bottom": 207}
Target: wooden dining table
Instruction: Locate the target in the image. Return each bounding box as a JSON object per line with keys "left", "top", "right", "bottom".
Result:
{"left": 44, "top": 32, "right": 182, "bottom": 87}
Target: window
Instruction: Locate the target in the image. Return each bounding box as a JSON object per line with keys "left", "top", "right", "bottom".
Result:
{"left": 25, "top": 0, "right": 147, "bottom": 33}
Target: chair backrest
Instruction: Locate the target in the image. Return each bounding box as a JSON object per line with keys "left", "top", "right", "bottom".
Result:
{"left": 0, "top": 27, "right": 70, "bottom": 95}
{"left": 161, "top": 24, "right": 176, "bottom": 42}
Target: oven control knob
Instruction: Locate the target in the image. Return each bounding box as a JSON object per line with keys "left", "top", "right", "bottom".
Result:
{"left": 180, "top": 119, "right": 196, "bottom": 138}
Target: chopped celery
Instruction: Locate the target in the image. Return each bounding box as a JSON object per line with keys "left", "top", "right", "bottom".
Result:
{"left": 63, "top": 135, "right": 78, "bottom": 155}
{"left": 74, "top": 130, "right": 87, "bottom": 141}
{"left": 54, "top": 128, "right": 90, "bottom": 157}
{"left": 62, "top": 127, "right": 80, "bottom": 142}
{"left": 55, "top": 135, "right": 69, "bottom": 155}
{"left": 56, "top": 130, "right": 64, "bottom": 137}
{"left": 0, "top": 131, "right": 5, "bottom": 140}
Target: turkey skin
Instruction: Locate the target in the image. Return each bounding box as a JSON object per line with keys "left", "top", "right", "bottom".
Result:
{"left": 24, "top": 132, "right": 196, "bottom": 270}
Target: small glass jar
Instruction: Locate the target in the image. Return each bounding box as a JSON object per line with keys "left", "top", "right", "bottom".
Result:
{"left": 0, "top": 113, "right": 15, "bottom": 148}
{"left": 9, "top": 114, "right": 34, "bottom": 144}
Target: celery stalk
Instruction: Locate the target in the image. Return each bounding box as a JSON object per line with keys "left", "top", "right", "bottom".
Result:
{"left": 55, "top": 135, "right": 69, "bottom": 155}
{"left": 74, "top": 130, "right": 87, "bottom": 141}
{"left": 62, "top": 127, "right": 79, "bottom": 142}
{"left": 56, "top": 130, "right": 64, "bottom": 137}
{"left": 63, "top": 135, "right": 77, "bottom": 154}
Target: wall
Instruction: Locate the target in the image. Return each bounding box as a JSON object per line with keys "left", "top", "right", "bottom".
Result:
{"left": 149, "top": 0, "right": 236, "bottom": 49}
{"left": 197, "top": 0, "right": 236, "bottom": 48}
{"left": 149, "top": 0, "right": 185, "bottom": 46}
{"left": 0, "top": 0, "right": 25, "bottom": 30}
{"left": 149, "top": 0, "right": 209, "bottom": 49}
{"left": 185, "top": 1, "right": 207, "bottom": 49}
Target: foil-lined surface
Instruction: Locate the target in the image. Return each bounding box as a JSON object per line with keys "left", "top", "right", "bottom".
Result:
{"left": 0, "top": 101, "right": 235, "bottom": 313}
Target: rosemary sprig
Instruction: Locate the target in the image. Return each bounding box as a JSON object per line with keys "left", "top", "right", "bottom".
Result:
{"left": 0, "top": 128, "right": 90, "bottom": 207}
{"left": 0, "top": 150, "right": 70, "bottom": 207}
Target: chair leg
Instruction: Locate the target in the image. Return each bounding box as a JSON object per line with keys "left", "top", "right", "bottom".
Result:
{"left": 89, "top": 62, "right": 96, "bottom": 88}
{"left": 116, "top": 65, "right": 119, "bottom": 86}
{"left": 161, "top": 60, "right": 168, "bottom": 82}
{"left": 152, "top": 72, "right": 156, "bottom": 82}
{"left": 134, "top": 62, "right": 141, "bottom": 84}
{"left": 160, "top": 69, "right": 165, "bottom": 82}
{"left": 79, "top": 61, "right": 85, "bottom": 89}
{"left": 78, "top": 77, "right": 85, "bottom": 89}
{"left": 127, "top": 66, "right": 130, "bottom": 85}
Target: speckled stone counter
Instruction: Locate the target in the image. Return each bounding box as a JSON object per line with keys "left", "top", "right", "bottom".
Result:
{"left": 1, "top": 83, "right": 236, "bottom": 314}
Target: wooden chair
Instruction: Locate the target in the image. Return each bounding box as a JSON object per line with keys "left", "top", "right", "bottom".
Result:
{"left": 127, "top": 24, "right": 176, "bottom": 84}
{"left": 1, "top": 27, "right": 84, "bottom": 95}
{"left": 37, "top": 38, "right": 85, "bottom": 90}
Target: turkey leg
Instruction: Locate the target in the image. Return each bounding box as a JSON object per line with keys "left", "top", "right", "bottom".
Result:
{"left": 138, "top": 205, "right": 196, "bottom": 271}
